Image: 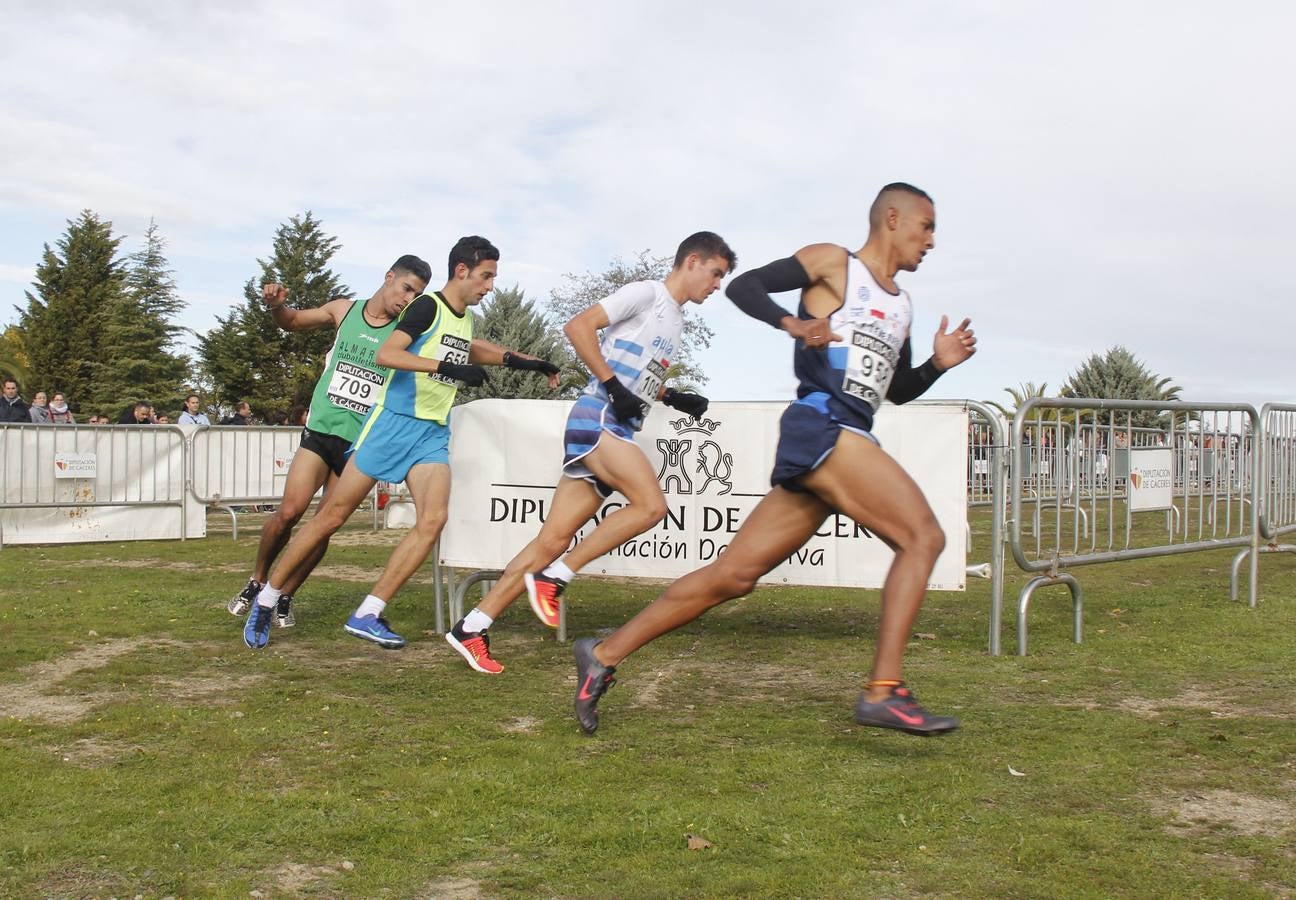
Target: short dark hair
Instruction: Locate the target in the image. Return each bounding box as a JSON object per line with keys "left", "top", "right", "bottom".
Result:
{"left": 134, "top": 400, "right": 151, "bottom": 410}
{"left": 391, "top": 254, "right": 432, "bottom": 284}
{"left": 869, "top": 182, "right": 933, "bottom": 230}
{"left": 673, "top": 231, "right": 737, "bottom": 270}
{"left": 2, "top": 377, "right": 16, "bottom": 389}
{"left": 447, "top": 236, "right": 499, "bottom": 279}
{"left": 185, "top": 393, "right": 200, "bottom": 403}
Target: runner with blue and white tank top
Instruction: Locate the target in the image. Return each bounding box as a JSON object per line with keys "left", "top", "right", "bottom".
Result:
{"left": 445, "top": 232, "right": 737, "bottom": 676}
{"left": 569, "top": 184, "right": 980, "bottom": 738}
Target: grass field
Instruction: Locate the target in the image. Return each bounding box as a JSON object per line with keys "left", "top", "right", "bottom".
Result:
{"left": 1, "top": 511, "right": 1294, "bottom": 898}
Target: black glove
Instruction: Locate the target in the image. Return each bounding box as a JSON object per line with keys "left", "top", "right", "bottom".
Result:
{"left": 503, "top": 351, "right": 559, "bottom": 376}
{"left": 602, "top": 376, "right": 646, "bottom": 421}
{"left": 662, "top": 388, "right": 709, "bottom": 419}
{"left": 434, "top": 362, "right": 488, "bottom": 387}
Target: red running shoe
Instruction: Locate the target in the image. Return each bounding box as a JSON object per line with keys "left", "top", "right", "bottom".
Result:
{"left": 524, "top": 571, "right": 566, "bottom": 628}
{"left": 445, "top": 620, "right": 504, "bottom": 675}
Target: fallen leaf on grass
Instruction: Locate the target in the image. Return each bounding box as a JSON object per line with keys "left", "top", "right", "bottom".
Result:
{"left": 685, "top": 834, "right": 713, "bottom": 851}
{"left": 1008, "top": 766, "right": 1026, "bottom": 777}
{"left": 914, "top": 632, "right": 937, "bottom": 640}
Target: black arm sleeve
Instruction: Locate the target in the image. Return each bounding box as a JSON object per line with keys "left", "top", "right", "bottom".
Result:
{"left": 886, "top": 338, "right": 944, "bottom": 405}
{"left": 394, "top": 294, "right": 439, "bottom": 339}
{"left": 724, "top": 256, "right": 812, "bottom": 329}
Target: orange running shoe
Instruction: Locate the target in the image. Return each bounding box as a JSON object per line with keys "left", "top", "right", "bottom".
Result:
{"left": 524, "top": 571, "right": 566, "bottom": 628}
{"left": 445, "top": 620, "right": 504, "bottom": 674}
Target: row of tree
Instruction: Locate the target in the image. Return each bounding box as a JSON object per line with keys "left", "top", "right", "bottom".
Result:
{"left": 3, "top": 209, "right": 1177, "bottom": 423}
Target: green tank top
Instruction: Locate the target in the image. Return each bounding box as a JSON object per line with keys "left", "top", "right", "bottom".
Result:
{"left": 305, "top": 298, "right": 400, "bottom": 441}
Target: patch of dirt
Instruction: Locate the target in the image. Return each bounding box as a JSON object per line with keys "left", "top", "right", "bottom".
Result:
{"left": 310, "top": 564, "right": 386, "bottom": 582}
{"left": 502, "top": 716, "right": 541, "bottom": 733}
{"left": 629, "top": 642, "right": 815, "bottom": 708}
{"left": 327, "top": 530, "right": 407, "bottom": 548}
{"left": 153, "top": 673, "right": 265, "bottom": 704}
{"left": 0, "top": 638, "right": 153, "bottom": 723}
{"left": 80, "top": 557, "right": 245, "bottom": 574}
{"left": 49, "top": 736, "right": 139, "bottom": 767}
{"left": 1153, "top": 788, "right": 1295, "bottom": 838}
{"left": 261, "top": 861, "right": 340, "bottom": 895}
{"left": 415, "top": 877, "right": 485, "bottom": 899}
{"left": 1114, "top": 685, "right": 1292, "bottom": 720}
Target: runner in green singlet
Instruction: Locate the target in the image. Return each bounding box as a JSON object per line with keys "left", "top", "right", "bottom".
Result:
{"left": 227, "top": 255, "right": 432, "bottom": 627}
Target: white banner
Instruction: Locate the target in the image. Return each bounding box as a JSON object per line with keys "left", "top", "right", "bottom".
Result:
{"left": 1129, "top": 447, "right": 1174, "bottom": 511}
{"left": 442, "top": 399, "right": 968, "bottom": 591}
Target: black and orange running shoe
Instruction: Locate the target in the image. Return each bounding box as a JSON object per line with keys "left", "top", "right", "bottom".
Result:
{"left": 445, "top": 619, "right": 504, "bottom": 675}
{"left": 853, "top": 682, "right": 959, "bottom": 735}
{"left": 572, "top": 637, "right": 616, "bottom": 735}
{"left": 524, "top": 571, "right": 566, "bottom": 628}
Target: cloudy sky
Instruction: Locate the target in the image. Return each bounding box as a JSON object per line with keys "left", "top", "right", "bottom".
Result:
{"left": 2, "top": 1, "right": 1292, "bottom": 408}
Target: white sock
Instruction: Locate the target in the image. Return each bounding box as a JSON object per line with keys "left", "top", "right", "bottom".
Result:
{"left": 355, "top": 594, "right": 386, "bottom": 618}
{"left": 542, "top": 560, "right": 575, "bottom": 583}
{"left": 256, "top": 585, "right": 283, "bottom": 609}
{"left": 462, "top": 608, "right": 493, "bottom": 633}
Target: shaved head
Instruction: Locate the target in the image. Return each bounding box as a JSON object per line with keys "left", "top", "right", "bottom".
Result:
{"left": 868, "top": 182, "right": 933, "bottom": 232}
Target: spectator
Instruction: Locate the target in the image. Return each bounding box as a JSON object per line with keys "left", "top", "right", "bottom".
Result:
{"left": 177, "top": 393, "right": 211, "bottom": 426}
{"left": 48, "top": 392, "right": 74, "bottom": 425}
{"left": 29, "top": 390, "right": 51, "bottom": 424}
{"left": 0, "top": 377, "right": 29, "bottom": 423}
{"left": 156, "top": 414, "right": 170, "bottom": 424}
{"left": 119, "top": 401, "right": 154, "bottom": 425}
{"left": 220, "top": 401, "right": 252, "bottom": 426}
{"left": 288, "top": 404, "right": 309, "bottom": 427}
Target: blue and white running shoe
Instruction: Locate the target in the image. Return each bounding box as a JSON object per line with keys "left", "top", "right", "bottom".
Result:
{"left": 344, "top": 614, "right": 406, "bottom": 649}
{"left": 243, "top": 603, "right": 274, "bottom": 649}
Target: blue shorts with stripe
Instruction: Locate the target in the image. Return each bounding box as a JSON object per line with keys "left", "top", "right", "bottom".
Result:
{"left": 561, "top": 394, "right": 640, "bottom": 497}
{"left": 351, "top": 405, "right": 450, "bottom": 484}
{"left": 770, "top": 392, "right": 878, "bottom": 492}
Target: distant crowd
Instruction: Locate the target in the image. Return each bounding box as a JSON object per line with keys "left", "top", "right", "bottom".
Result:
{"left": 0, "top": 377, "right": 307, "bottom": 427}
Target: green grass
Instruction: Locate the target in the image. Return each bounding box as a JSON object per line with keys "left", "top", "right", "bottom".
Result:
{"left": 1, "top": 511, "right": 1294, "bottom": 898}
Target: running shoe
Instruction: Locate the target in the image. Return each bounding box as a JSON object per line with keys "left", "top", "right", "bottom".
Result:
{"left": 573, "top": 637, "right": 616, "bottom": 735}
{"left": 853, "top": 683, "right": 959, "bottom": 735}
{"left": 524, "top": 571, "right": 567, "bottom": 628}
{"left": 445, "top": 619, "right": 503, "bottom": 674}
{"left": 243, "top": 603, "right": 274, "bottom": 650}
{"left": 228, "top": 579, "right": 262, "bottom": 616}
{"left": 343, "top": 614, "right": 405, "bottom": 649}
{"left": 275, "top": 594, "right": 295, "bottom": 628}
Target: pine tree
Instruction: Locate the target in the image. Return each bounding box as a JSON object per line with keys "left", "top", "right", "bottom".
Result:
{"left": 87, "top": 220, "right": 192, "bottom": 415}
{"left": 19, "top": 211, "right": 127, "bottom": 408}
{"left": 0, "top": 325, "right": 30, "bottom": 391}
{"left": 547, "top": 251, "right": 714, "bottom": 390}
{"left": 197, "top": 213, "right": 352, "bottom": 422}
{"left": 1061, "top": 345, "right": 1184, "bottom": 427}
{"left": 455, "top": 285, "right": 576, "bottom": 404}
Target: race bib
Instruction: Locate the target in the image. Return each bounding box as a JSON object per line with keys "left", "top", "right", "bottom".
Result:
{"left": 326, "top": 361, "right": 386, "bottom": 414}
{"left": 429, "top": 335, "right": 471, "bottom": 385}
{"left": 635, "top": 357, "right": 668, "bottom": 405}
{"left": 842, "top": 327, "right": 899, "bottom": 412}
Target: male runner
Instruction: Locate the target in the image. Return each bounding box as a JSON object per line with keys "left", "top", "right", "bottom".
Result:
{"left": 244, "top": 236, "right": 561, "bottom": 650}
{"left": 570, "top": 183, "right": 977, "bottom": 735}
{"left": 445, "top": 232, "right": 735, "bottom": 674}
{"left": 227, "top": 256, "right": 431, "bottom": 626}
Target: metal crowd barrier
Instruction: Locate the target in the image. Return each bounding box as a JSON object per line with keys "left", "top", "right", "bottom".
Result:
{"left": 0, "top": 424, "right": 189, "bottom": 548}
{"left": 1009, "top": 399, "right": 1261, "bottom": 654}
{"left": 1230, "top": 403, "right": 1296, "bottom": 601}
{"left": 187, "top": 425, "right": 304, "bottom": 539}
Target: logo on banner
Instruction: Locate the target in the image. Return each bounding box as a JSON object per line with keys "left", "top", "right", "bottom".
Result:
{"left": 656, "top": 416, "right": 733, "bottom": 496}
{"left": 54, "top": 452, "right": 97, "bottom": 479}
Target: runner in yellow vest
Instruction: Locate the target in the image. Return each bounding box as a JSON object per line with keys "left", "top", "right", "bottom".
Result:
{"left": 244, "top": 236, "right": 561, "bottom": 650}
{"left": 227, "top": 255, "right": 431, "bottom": 626}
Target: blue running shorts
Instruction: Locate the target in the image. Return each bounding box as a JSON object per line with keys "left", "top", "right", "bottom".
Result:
{"left": 352, "top": 405, "right": 450, "bottom": 483}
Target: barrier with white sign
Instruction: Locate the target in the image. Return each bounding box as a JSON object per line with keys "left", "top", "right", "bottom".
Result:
{"left": 0, "top": 424, "right": 202, "bottom": 546}
{"left": 440, "top": 399, "right": 971, "bottom": 635}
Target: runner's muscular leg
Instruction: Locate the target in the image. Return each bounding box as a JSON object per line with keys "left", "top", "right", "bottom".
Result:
{"left": 252, "top": 448, "right": 332, "bottom": 583}
{"left": 266, "top": 459, "right": 376, "bottom": 590}
{"left": 278, "top": 467, "right": 342, "bottom": 596}
{"left": 596, "top": 486, "right": 831, "bottom": 667}
{"left": 798, "top": 430, "right": 945, "bottom": 700}
{"left": 477, "top": 476, "right": 603, "bottom": 619}
{"left": 561, "top": 435, "right": 666, "bottom": 573}
{"left": 369, "top": 462, "right": 450, "bottom": 602}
